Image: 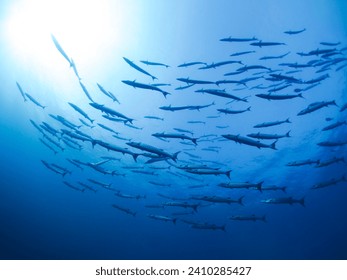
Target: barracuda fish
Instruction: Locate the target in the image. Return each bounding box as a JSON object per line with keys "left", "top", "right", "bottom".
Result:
{"left": 229, "top": 215, "right": 266, "bottom": 222}
{"left": 40, "top": 139, "right": 58, "bottom": 155}
{"left": 187, "top": 121, "right": 206, "bottom": 124}
{"left": 140, "top": 60, "right": 169, "bottom": 68}
{"left": 148, "top": 181, "right": 171, "bottom": 187}
{"left": 250, "top": 41, "right": 286, "bottom": 47}
{"left": 25, "top": 93, "right": 46, "bottom": 109}
{"left": 311, "top": 176, "right": 346, "bottom": 189}
{"left": 51, "top": 34, "right": 72, "bottom": 66}
{"left": 261, "top": 186, "right": 287, "bottom": 192}
{"left": 97, "top": 83, "right": 120, "bottom": 104}
{"left": 177, "top": 62, "right": 207, "bottom": 67}
{"left": 97, "top": 123, "right": 119, "bottom": 135}
{"left": 237, "top": 65, "right": 271, "bottom": 71}
{"left": 88, "top": 178, "right": 112, "bottom": 188}
{"left": 123, "top": 57, "right": 157, "bottom": 80}
{"left": 261, "top": 197, "right": 305, "bottom": 206}
{"left": 175, "top": 84, "right": 195, "bottom": 90}
{"left": 112, "top": 204, "right": 136, "bottom": 216}
{"left": 77, "top": 182, "right": 97, "bottom": 193}
{"left": 173, "top": 128, "right": 194, "bottom": 135}
{"left": 147, "top": 214, "right": 177, "bottom": 224}
{"left": 126, "top": 141, "right": 179, "bottom": 161}
{"left": 89, "top": 103, "right": 134, "bottom": 123}
{"left": 144, "top": 116, "right": 164, "bottom": 121}
{"left": 316, "top": 157, "right": 346, "bottom": 168}
{"left": 317, "top": 141, "right": 347, "bottom": 147}
{"left": 199, "top": 60, "right": 243, "bottom": 69}
{"left": 256, "top": 93, "right": 303, "bottom": 100}
{"left": 184, "top": 168, "right": 231, "bottom": 179}
{"left": 254, "top": 118, "right": 291, "bottom": 128}
{"left": 191, "top": 222, "right": 226, "bottom": 232}
{"left": 79, "top": 118, "right": 95, "bottom": 128}
{"left": 61, "top": 129, "right": 92, "bottom": 142}
{"left": 152, "top": 132, "right": 198, "bottom": 145}
{"left": 284, "top": 28, "right": 306, "bottom": 35}
{"left": 162, "top": 202, "right": 200, "bottom": 212}
{"left": 297, "top": 100, "right": 337, "bottom": 116}
{"left": 268, "top": 84, "right": 292, "bottom": 92}
{"left": 218, "top": 182, "right": 263, "bottom": 191}
{"left": 68, "top": 102, "right": 94, "bottom": 123}
{"left": 304, "top": 73, "right": 329, "bottom": 84}
{"left": 230, "top": 50, "right": 256, "bottom": 57}
{"left": 79, "top": 81, "right": 94, "bottom": 102}
{"left": 222, "top": 134, "right": 277, "bottom": 150}
{"left": 67, "top": 159, "right": 84, "bottom": 170}
{"left": 63, "top": 181, "right": 85, "bottom": 192}
{"left": 50, "top": 114, "right": 82, "bottom": 130}
{"left": 122, "top": 80, "right": 169, "bottom": 97}
{"left": 247, "top": 131, "right": 290, "bottom": 140}
{"left": 51, "top": 164, "right": 72, "bottom": 175}
{"left": 196, "top": 88, "right": 247, "bottom": 102}
{"left": 41, "top": 160, "right": 67, "bottom": 176}
{"left": 131, "top": 170, "right": 158, "bottom": 176}
{"left": 322, "top": 121, "right": 347, "bottom": 131}
{"left": 115, "top": 192, "right": 146, "bottom": 200}
{"left": 320, "top": 41, "right": 341, "bottom": 46}
{"left": 286, "top": 159, "right": 319, "bottom": 166}
{"left": 192, "top": 195, "right": 244, "bottom": 205}
{"left": 308, "top": 48, "right": 337, "bottom": 56}
{"left": 269, "top": 73, "right": 302, "bottom": 83}
{"left": 69, "top": 58, "right": 81, "bottom": 80}
{"left": 16, "top": 82, "right": 27, "bottom": 101}
{"left": 218, "top": 107, "right": 251, "bottom": 114}
{"left": 92, "top": 140, "right": 139, "bottom": 161}
{"left": 41, "top": 122, "right": 59, "bottom": 136}
{"left": 220, "top": 36, "right": 257, "bottom": 42}
{"left": 176, "top": 77, "right": 215, "bottom": 85}
{"left": 259, "top": 52, "right": 290, "bottom": 60}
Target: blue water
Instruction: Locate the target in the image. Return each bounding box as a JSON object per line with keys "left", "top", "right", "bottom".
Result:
{"left": 0, "top": 0, "right": 347, "bottom": 260}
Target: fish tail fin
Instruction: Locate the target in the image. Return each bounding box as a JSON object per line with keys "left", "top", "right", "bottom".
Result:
{"left": 282, "top": 187, "right": 287, "bottom": 193}
{"left": 163, "top": 91, "right": 170, "bottom": 98}
{"left": 132, "top": 154, "right": 139, "bottom": 162}
{"left": 238, "top": 196, "right": 245, "bottom": 206}
{"left": 173, "top": 218, "right": 177, "bottom": 225}
{"left": 270, "top": 140, "right": 277, "bottom": 150}
{"left": 258, "top": 181, "right": 264, "bottom": 192}
{"left": 90, "top": 119, "right": 94, "bottom": 124}
{"left": 225, "top": 170, "right": 232, "bottom": 179}
{"left": 286, "top": 118, "right": 291, "bottom": 123}
{"left": 152, "top": 76, "right": 158, "bottom": 81}
{"left": 173, "top": 151, "right": 180, "bottom": 161}
{"left": 299, "top": 93, "right": 305, "bottom": 99}
{"left": 192, "top": 138, "right": 198, "bottom": 145}
{"left": 193, "top": 205, "right": 198, "bottom": 212}
{"left": 222, "top": 225, "right": 227, "bottom": 232}
{"left": 262, "top": 215, "right": 267, "bottom": 223}
{"left": 247, "top": 106, "right": 251, "bottom": 111}
{"left": 299, "top": 197, "right": 305, "bottom": 207}
{"left": 286, "top": 130, "right": 291, "bottom": 137}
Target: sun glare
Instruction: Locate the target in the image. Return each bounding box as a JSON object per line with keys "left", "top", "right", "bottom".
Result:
{"left": 5, "top": 0, "right": 119, "bottom": 70}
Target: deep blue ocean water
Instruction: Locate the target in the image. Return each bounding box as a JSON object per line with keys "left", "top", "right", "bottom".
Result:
{"left": 0, "top": 0, "right": 347, "bottom": 259}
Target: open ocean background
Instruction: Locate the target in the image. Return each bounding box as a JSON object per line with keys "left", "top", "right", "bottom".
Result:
{"left": 0, "top": 0, "right": 346, "bottom": 259}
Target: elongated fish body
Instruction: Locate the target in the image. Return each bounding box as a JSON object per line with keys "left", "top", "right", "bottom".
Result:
{"left": 317, "top": 141, "right": 347, "bottom": 147}
{"left": 77, "top": 182, "right": 97, "bottom": 193}
{"left": 25, "top": 93, "right": 46, "bottom": 109}
{"left": 219, "top": 182, "right": 263, "bottom": 191}
{"left": 260, "top": 52, "right": 290, "bottom": 60}
{"left": 247, "top": 131, "right": 290, "bottom": 140}
{"left": 304, "top": 74, "right": 329, "bottom": 84}
{"left": 196, "top": 88, "right": 247, "bottom": 102}
{"left": 51, "top": 164, "right": 72, "bottom": 175}
{"left": 229, "top": 215, "right": 266, "bottom": 222}
{"left": 286, "top": 159, "right": 319, "bottom": 166}
{"left": 63, "top": 181, "right": 85, "bottom": 192}
{"left": 270, "top": 73, "right": 302, "bottom": 83}
{"left": 222, "top": 134, "right": 277, "bottom": 150}
{"left": 256, "top": 93, "right": 303, "bottom": 100}
{"left": 284, "top": 28, "right": 306, "bottom": 35}
{"left": 126, "top": 141, "right": 179, "bottom": 161}
{"left": 320, "top": 41, "right": 340, "bottom": 46}
{"left": 97, "top": 123, "right": 119, "bottom": 134}
{"left": 191, "top": 195, "right": 243, "bottom": 205}
{"left": 176, "top": 77, "right": 214, "bottom": 85}
{"left": 122, "top": 80, "right": 169, "bottom": 97}
{"left": 123, "top": 57, "right": 157, "bottom": 80}
{"left": 16, "top": 82, "right": 27, "bottom": 101}
{"left": 79, "top": 81, "right": 94, "bottom": 102}
{"left": 144, "top": 116, "right": 164, "bottom": 121}
{"left": 191, "top": 223, "right": 226, "bottom": 232}
{"left": 92, "top": 140, "right": 139, "bottom": 162}
{"left": 185, "top": 169, "right": 231, "bottom": 179}
{"left": 147, "top": 214, "right": 176, "bottom": 224}
{"left": 41, "top": 160, "right": 66, "bottom": 176}
{"left": 297, "top": 100, "right": 337, "bottom": 115}
{"left": 140, "top": 60, "right": 169, "bottom": 68}
{"left": 220, "top": 36, "right": 257, "bottom": 42}
{"left": 96, "top": 83, "right": 119, "bottom": 103}
{"left": 250, "top": 41, "right": 285, "bottom": 47}
{"left": 163, "top": 202, "right": 199, "bottom": 212}
{"left": 308, "top": 48, "right": 336, "bottom": 56}
{"left": 218, "top": 107, "right": 251, "bottom": 114}
{"left": 148, "top": 181, "right": 171, "bottom": 187}
{"left": 177, "top": 62, "right": 206, "bottom": 67}
{"left": 261, "top": 196, "right": 305, "bottom": 206}
{"left": 254, "top": 118, "right": 291, "bottom": 128}
{"left": 51, "top": 34, "right": 72, "bottom": 66}
{"left": 261, "top": 186, "right": 286, "bottom": 192}
{"left": 311, "top": 176, "right": 346, "bottom": 189}
{"left": 322, "top": 121, "right": 347, "bottom": 131}
{"left": 89, "top": 103, "right": 134, "bottom": 123}
{"left": 115, "top": 192, "right": 145, "bottom": 199}
{"left": 268, "top": 84, "right": 292, "bottom": 92}
{"left": 88, "top": 179, "right": 112, "bottom": 188}
{"left": 112, "top": 204, "right": 136, "bottom": 216}
{"left": 230, "top": 51, "right": 255, "bottom": 57}
{"left": 68, "top": 102, "right": 94, "bottom": 123}
{"left": 199, "top": 60, "right": 242, "bottom": 69}
{"left": 173, "top": 128, "right": 193, "bottom": 135}
{"left": 316, "top": 157, "right": 346, "bottom": 168}
{"left": 160, "top": 105, "right": 192, "bottom": 111}
{"left": 237, "top": 65, "right": 270, "bottom": 71}
{"left": 152, "top": 133, "right": 198, "bottom": 145}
